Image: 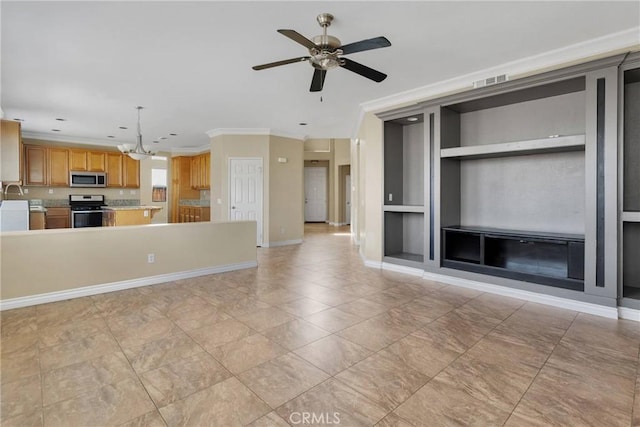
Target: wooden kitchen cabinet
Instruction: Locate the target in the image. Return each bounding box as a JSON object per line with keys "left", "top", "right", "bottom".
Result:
{"left": 190, "top": 152, "right": 210, "bottom": 190}
{"left": 45, "top": 207, "right": 70, "bottom": 229}
{"left": 178, "top": 205, "right": 210, "bottom": 223}
{"left": 1, "top": 119, "right": 23, "bottom": 183}
{"left": 170, "top": 156, "right": 200, "bottom": 222}
{"left": 48, "top": 147, "right": 69, "bottom": 186}
{"left": 24, "top": 145, "right": 69, "bottom": 186}
{"left": 29, "top": 211, "right": 46, "bottom": 230}
{"left": 24, "top": 145, "right": 47, "bottom": 185}
{"left": 123, "top": 155, "right": 140, "bottom": 188}
{"left": 70, "top": 149, "right": 106, "bottom": 172}
{"left": 106, "top": 152, "right": 123, "bottom": 187}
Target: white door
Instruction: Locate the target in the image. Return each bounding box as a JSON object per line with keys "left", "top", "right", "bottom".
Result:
{"left": 304, "top": 167, "right": 327, "bottom": 222}
{"left": 345, "top": 175, "right": 351, "bottom": 225}
{"left": 229, "top": 158, "right": 263, "bottom": 246}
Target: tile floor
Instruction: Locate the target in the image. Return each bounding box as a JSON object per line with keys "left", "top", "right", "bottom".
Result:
{"left": 1, "top": 223, "right": 639, "bottom": 426}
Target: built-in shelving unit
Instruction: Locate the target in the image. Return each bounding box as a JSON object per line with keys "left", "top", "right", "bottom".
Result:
{"left": 440, "top": 134, "right": 585, "bottom": 160}
{"left": 442, "top": 226, "right": 585, "bottom": 291}
{"left": 621, "top": 64, "right": 640, "bottom": 304}
{"left": 383, "top": 114, "right": 426, "bottom": 267}
{"left": 376, "top": 53, "right": 628, "bottom": 310}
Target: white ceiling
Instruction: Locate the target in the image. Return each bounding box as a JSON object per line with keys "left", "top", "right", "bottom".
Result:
{"left": 1, "top": 1, "right": 639, "bottom": 151}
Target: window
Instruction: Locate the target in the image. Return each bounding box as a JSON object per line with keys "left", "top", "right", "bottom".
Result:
{"left": 152, "top": 168, "right": 167, "bottom": 202}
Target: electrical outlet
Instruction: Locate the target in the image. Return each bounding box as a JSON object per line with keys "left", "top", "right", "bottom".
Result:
{"left": 48, "top": 189, "right": 54, "bottom": 194}
{"left": 144, "top": 210, "right": 149, "bottom": 217}
{"left": 147, "top": 253, "right": 155, "bottom": 263}
{"left": 120, "top": 190, "right": 124, "bottom": 195}
{"left": 388, "top": 193, "right": 393, "bottom": 202}
{"left": 23, "top": 188, "right": 29, "bottom": 194}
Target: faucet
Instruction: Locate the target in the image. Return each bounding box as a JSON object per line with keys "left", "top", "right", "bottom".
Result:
{"left": 3, "top": 182, "right": 24, "bottom": 196}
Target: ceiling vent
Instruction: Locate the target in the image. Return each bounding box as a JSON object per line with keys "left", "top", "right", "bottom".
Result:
{"left": 473, "top": 74, "right": 509, "bottom": 89}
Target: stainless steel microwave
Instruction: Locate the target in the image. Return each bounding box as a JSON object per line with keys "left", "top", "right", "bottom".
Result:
{"left": 69, "top": 171, "right": 107, "bottom": 187}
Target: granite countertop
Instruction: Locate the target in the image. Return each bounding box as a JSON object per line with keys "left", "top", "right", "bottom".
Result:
{"left": 29, "top": 206, "right": 48, "bottom": 213}
{"left": 103, "top": 206, "right": 163, "bottom": 211}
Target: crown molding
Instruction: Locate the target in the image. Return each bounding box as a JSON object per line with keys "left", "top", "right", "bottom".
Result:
{"left": 171, "top": 144, "right": 210, "bottom": 155}
{"left": 353, "top": 27, "right": 640, "bottom": 137}
{"left": 21, "top": 131, "right": 120, "bottom": 148}
{"left": 206, "top": 128, "right": 307, "bottom": 141}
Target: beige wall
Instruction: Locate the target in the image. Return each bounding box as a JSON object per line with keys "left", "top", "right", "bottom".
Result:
{"left": 356, "top": 112, "right": 384, "bottom": 262}
{"left": 269, "top": 136, "right": 304, "bottom": 243}
{"left": 210, "top": 133, "right": 304, "bottom": 246}
{"left": 1, "top": 221, "right": 257, "bottom": 301}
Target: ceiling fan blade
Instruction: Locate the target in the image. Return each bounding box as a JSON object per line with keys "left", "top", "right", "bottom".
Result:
{"left": 277, "top": 29, "right": 317, "bottom": 50}
{"left": 310, "top": 69, "right": 327, "bottom": 92}
{"left": 340, "top": 58, "right": 387, "bottom": 83}
{"left": 252, "top": 57, "right": 310, "bottom": 70}
{"left": 340, "top": 36, "right": 391, "bottom": 55}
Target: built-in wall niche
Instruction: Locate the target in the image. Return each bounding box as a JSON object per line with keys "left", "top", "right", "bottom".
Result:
{"left": 621, "top": 66, "right": 640, "bottom": 302}
{"left": 623, "top": 68, "right": 640, "bottom": 212}
{"left": 438, "top": 76, "right": 587, "bottom": 289}
{"left": 623, "top": 222, "right": 640, "bottom": 300}
{"left": 384, "top": 211, "right": 424, "bottom": 264}
{"left": 384, "top": 114, "right": 425, "bottom": 206}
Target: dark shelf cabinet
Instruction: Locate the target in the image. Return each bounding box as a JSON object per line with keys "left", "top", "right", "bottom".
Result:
{"left": 442, "top": 226, "right": 584, "bottom": 291}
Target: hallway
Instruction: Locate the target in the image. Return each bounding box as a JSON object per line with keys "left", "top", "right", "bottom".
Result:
{"left": 1, "top": 224, "right": 639, "bottom": 426}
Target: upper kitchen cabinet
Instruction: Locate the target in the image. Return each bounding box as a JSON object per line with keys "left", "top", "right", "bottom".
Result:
{"left": 69, "top": 149, "right": 106, "bottom": 172}
{"left": 123, "top": 155, "right": 140, "bottom": 188}
{"left": 24, "top": 145, "right": 69, "bottom": 186}
{"left": 190, "top": 152, "right": 210, "bottom": 190}
{"left": 105, "top": 152, "right": 123, "bottom": 187}
{"left": 0, "top": 119, "right": 23, "bottom": 183}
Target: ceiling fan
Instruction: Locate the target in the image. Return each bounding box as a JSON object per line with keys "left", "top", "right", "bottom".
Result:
{"left": 252, "top": 13, "right": 391, "bottom": 92}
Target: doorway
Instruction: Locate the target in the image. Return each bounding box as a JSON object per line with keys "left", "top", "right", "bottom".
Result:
{"left": 304, "top": 166, "right": 327, "bottom": 222}
{"left": 229, "top": 157, "right": 264, "bottom": 246}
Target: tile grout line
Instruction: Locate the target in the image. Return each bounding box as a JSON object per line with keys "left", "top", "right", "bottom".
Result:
{"left": 501, "top": 309, "right": 580, "bottom": 426}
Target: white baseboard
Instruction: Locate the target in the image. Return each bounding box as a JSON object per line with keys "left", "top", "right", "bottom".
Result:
{"left": 364, "top": 259, "right": 382, "bottom": 269}
{"left": 421, "top": 271, "right": 619, "bottom": 320}
{"left": 381, "top": 262, "right": 424, "bottom": 277}
{"left": 262, "top": 239, "right": 303, "bottom": 248}
{"left": 329, "top": 222, "right": 348, "bottom": 226}
{"left": 618, "top": 307, "right": 640, "bottom": 322}
{"left": 0, "top": 261, "right": 258, "bottom": 311}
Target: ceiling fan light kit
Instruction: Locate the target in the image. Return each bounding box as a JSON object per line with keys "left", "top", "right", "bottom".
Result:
{"left": 252, "top": 13, "right": 391, "bottom": 92}
{"left": 117, "top": 106, "right": 155, "bottom": 160}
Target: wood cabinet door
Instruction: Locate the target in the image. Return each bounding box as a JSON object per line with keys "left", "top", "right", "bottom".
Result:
{"left": 201, "top": 153, "right": 210, "bottom": 189}
{"left": 45, "top": 208, "right": 70, "bottom": 229}
{"left": 123, "top": 156, "right": 140, "bottom": 188}
{"left": 190, "top": 156, "right": 201, "bottom": 189}
{"left": 1, "top": 119, "right": 22, "bottom": 182}
{"left": 69, "top": 149, "right": 88, "bottom": 171}
{"left": 24, "top": 145, "right": 47, "bottom": 185}
{"left": 48, "top": 147, "right": 69, "bottom": 186}
{"left": 88, "top": 152, "right": 106, "bottom": 172}
{"left": 106, "top": 153, "right": 123, "bottom": 187}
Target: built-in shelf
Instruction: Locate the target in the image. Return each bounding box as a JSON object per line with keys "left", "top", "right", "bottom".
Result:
{"left": 622, "top": 212, "right": 640, "bottom": 222}
{"left": 442, "top": 226, "right": 585, "bottom": 291}
{"left": 440, "top": 134, "right": 585, "bottom": 160}
{"left": 383, "top": 205, "right": 425, "bottom": 213}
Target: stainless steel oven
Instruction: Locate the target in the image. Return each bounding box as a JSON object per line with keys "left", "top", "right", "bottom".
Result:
{"left": 69, "top": 195, "right": 106, "bottom": 228}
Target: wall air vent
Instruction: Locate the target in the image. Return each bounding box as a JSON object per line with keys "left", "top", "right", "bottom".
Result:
{"left": 473, "top": 74, "right": 509, "bottom": 89}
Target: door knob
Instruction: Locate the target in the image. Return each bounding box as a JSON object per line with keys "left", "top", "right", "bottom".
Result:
{"left": 231, "top": 206, "right": 236, "bottom": 209}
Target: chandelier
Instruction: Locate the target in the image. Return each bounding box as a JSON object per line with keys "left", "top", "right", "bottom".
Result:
{"left": 117, "top": 106, "right": 155, "bottom": 160}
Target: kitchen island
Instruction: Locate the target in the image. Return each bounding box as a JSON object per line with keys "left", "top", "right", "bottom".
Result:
{"left": 103, "top": 206, "right": 163, "bottom": 226}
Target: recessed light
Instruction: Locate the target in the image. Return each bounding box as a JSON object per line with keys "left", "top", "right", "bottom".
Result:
{"left": 299, "top": 122, "right": 308, "bottom": 126}
{"left": 153, "top": 140, "right": 159, "bottom": 143}
{"left": 14, "top": 118, "right": 24, "bottom": 121}
{"left": 159, "top": 137, "right": 167, "bottom": 140}
{"left": 51, "top": 129, "right": 61, "bottom": 132}
{"left": 407, "top": 117, "right": 418, "bottom": 122}
{"left": 169, "top": 133, "right": 177, "bottom": 136}
{"left": 55, "top": 118, "right": 66, "bottom": 121}
{"left": 107, "top": 135, "right": 115, "bottom": 138}
{"left": 119, "top": 126, "right": 128, "bottom": 130}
